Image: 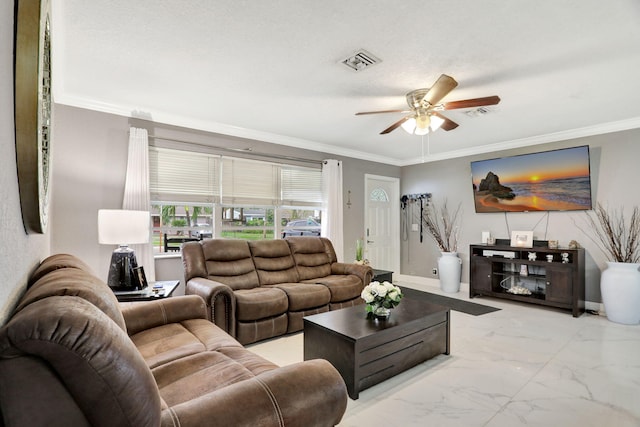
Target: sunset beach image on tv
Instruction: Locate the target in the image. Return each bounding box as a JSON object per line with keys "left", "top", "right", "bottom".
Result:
{"left": 471, "top": 145, "right": 592, "bottom": 213}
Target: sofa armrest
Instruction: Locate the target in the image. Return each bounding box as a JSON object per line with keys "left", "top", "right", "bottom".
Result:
{"left": 121, "top": 295, "right": 207, "bottom": 336}
{"left": 160, "top": 359, "right": 347, "bottom": 427}
{"left": 331, "top": 262, "right": 373, "bottom": 286}
{"left": 186, "top": 277, "right": 236, "bottom": 336}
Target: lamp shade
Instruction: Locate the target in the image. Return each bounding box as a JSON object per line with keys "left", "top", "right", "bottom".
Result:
{"left": 98, "top": 209, "right": 150, "bottom": 245}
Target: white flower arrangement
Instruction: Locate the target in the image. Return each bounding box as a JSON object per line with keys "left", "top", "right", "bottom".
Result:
{"left": 361, "top": 281, "right": 403, "bottom": 317}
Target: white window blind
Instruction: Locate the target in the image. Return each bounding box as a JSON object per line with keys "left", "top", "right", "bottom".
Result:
{"left": 150, "top": 147, "right": 322, "bottom": 208}
{"left": 149, "top": 147, "right": 219, "bottom": 203}
{"left": 220, "top": 157, "right": 279, "bottom": 205}
{"left": 281, "top": 166, "right": 323, "bottom": 206}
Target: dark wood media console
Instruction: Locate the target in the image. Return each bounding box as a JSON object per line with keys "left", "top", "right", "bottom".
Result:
{"left": 469, "top": 244, "right": 585, "bottom": 317}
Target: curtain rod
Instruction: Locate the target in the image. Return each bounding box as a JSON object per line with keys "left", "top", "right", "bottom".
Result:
{"left": 147, "top": 134, "right": 324, "bottom": 165}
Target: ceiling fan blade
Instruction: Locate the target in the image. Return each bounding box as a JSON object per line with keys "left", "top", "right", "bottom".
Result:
{"left": 355, "top": 109, "right": 410, "bottom": 115}
{"left": 423, "top": 74, "right": 458, "bottom": 106}
{"left": 380, "top": 116, "right": 411, "bottom": 134}
{"left": 433, "top": 112, "right": 459, "bottom": 131}
{"left": 442, "top": 95, "right": 501, "bottom": 110}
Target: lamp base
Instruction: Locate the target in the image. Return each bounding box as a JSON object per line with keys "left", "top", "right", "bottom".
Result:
{"left": 107, "top": 246, "right": 142, "bottom": 291}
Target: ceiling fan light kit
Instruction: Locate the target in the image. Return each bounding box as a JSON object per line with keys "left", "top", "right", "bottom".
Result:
{"left": 401, "top": 114, "right": 445, "bottom": 135}
{"left": 356, "top": 74, "right": 500, "bottom": 136}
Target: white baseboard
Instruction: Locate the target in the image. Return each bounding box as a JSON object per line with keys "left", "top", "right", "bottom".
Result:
{"left": 395, "top": 274, "right": 469, "bottom": 294}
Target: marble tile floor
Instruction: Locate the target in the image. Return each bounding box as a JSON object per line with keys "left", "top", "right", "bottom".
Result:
{"left": 248, "top": 279, "right": 640, "bottom": 427}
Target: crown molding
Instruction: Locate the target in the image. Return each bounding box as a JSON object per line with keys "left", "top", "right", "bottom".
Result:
{"left": 398, "top": 117, "right": 640, "bottom": 166}
{"left": 54, "top": 94, "right": 398, "bottom": 165}
{"left": 55, "top": 94, "right": 640, "bottom": 168}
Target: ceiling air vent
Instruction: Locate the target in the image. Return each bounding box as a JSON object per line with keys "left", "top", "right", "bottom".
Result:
{"left": 340, "top": 50, "right": 381, "bottom": 72}
{"left": 465, "top": 107, "right": 492, "bottom": 117}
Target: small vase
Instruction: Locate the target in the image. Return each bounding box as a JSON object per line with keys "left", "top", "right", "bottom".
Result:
{"left": 355, "top": 239, "right": 364, "bottom": 262}
{"left": 373, "top": 306, "right": 391, "bottom": 319}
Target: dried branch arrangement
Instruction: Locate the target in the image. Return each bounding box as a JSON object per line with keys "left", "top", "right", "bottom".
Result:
{"left": 580, "top": 203, "right": 640, "bottom": 263}
{"left": 421, "top": 199, "right": 462, "bottom": 252}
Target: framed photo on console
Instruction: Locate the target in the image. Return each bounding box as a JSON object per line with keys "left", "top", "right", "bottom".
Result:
{"left": 510, "top": 231, "right": 533, "bottom": 248}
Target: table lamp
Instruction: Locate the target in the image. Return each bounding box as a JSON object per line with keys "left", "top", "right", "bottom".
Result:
{"left": 98, "top": 209, "right": 150, "bottom": 290}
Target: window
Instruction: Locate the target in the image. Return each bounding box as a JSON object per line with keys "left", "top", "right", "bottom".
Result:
{"left": 370, "top": 188, "right": 389, "bottom": 202}
{"left": 149, "top": 147, "right": 322, "bottom": 252}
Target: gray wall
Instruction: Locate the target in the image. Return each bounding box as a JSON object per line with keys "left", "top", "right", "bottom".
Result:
{"left": 50, "top": 105, "right": 401, "bottom": 290}
{"left": 401, "top": 129, "right": 640, "bottom": 302}
{"left": 0, "top": 2, "right": 50, "bottom": 324}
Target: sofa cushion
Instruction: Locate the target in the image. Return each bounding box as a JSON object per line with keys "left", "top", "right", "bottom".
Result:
{"left": 249, "top": 240, "right": 299, "bottom": 285}
{"left": 152, "top": 350, "right": 274, "bottom": 407}
{"left": 302, "top": 274, "right": 364, "bottom": 303}
{"left": 130, "top": 319, "right": 243, "bottom": 369}
{"left": 235, "top": 288, "right": 288, "bottom": 321}
{"left": 28, "top": 253, "right": 94, "bottom": 287}
{"left": 16, "top": 269, "right": 127, "bottom": 332}
{"left": 268, "top": 283, "right": 331, "bottom": 312}
{"left": 286, "top": 237, "right": 332, "bottom": 280}
{"left": 201, "top": 239, "right": 260, "bottom": 290}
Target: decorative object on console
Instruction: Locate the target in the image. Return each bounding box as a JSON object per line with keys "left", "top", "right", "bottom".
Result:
{"left": 98, "top": 209, "right": 150, "bottom": 290}
{"left": 422, "top": 198, "right": 463, "bottom": 293}
{"left": 361, "top": 281, "right": 403, "bottom": 319}
{"left": 511, "top": 230, "right": 533, "bottom": 248}
{"left": 481, "top": 231, "right": 492, "bottom": 244}
{"left": 520, "top": 264, "right": 528, "bottom": 276}
{"left": 548, "top": 240, "right": 559, "bottom": 249}
{"left": 528, "top": 252, "right": 537, "bottom": 261}
{"left": 578, "top": 203, "right": 640, "bottom": 324}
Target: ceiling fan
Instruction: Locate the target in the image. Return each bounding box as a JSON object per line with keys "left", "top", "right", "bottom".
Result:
{"left": 356, "top": 74, "right": 500, "bottom": 135}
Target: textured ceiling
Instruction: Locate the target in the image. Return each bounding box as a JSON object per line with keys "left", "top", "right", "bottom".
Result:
{"left": 52, "top": 0, "right": 640, "bottom": 165}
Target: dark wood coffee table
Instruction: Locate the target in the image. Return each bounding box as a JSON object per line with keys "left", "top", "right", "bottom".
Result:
{"left": 303, "top": 297, "right": 450, "bottom": 399}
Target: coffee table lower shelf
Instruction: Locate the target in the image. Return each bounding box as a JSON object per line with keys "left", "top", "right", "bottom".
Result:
{"left": 303, "top": 298, "right": 450, "bottom": 399}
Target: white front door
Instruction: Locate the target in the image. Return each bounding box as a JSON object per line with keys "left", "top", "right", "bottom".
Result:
{"left": 364, "top": 175, "right": 400, "bottom": 275}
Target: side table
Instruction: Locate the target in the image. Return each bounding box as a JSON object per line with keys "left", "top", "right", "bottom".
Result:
{"left": 113, "top": 280, "right": 180, "bottom": 302}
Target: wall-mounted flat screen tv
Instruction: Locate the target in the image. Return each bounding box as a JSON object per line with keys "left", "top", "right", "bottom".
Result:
{"left": 471, "top": 145, "right": 592, "bottom": 213}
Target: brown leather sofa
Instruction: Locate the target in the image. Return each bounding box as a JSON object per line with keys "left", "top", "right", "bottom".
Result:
{"left": 0, "top": 254, "right": 348, "bottom": 427}
{"left": 183, "top": 237, "right": 373, "bottom": 345}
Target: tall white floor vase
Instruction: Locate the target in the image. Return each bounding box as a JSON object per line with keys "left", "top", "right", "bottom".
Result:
{"left": 438, "top": 252, "right": 462, "bottom": 293}
{"left": 600, "top": 262, "right": 640, "bottom": 325}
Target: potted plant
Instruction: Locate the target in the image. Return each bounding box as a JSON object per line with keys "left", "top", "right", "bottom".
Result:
{"left": 422, "top": 199, "right": 462, "bottom": 293}
{"left": 580, "top": 203, "right": 640, "bottom": 324}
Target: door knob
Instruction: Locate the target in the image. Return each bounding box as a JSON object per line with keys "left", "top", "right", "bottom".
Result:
{"left": 367, "top": 240, "right": 374, "bottom": 244}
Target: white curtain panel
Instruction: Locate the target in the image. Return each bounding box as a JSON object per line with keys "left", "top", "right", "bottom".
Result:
{"left": 321, "top": 159, "right": 344, "bottom": 262}
{"left": 123, "top": 127, "right": 155, "bottom": 281}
